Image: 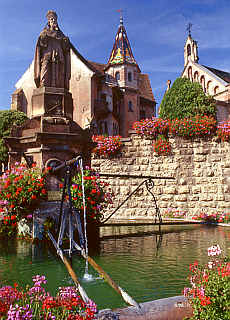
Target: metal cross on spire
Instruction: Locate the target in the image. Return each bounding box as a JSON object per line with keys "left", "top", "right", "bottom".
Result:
{"left": 186, "top": 22, "right": 193, "bottom": 36}
{"left": 117, "top": 9, "right": 123, "bottom": 26}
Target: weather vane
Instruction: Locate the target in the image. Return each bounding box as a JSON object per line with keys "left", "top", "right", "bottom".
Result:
{"left": 186, "top": 22, "right": 193, "bottom": 36}
{"left": 117, "top": 9, "right": 123, "bottom": 25}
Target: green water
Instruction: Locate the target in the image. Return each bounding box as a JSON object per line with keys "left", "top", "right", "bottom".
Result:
{"left": 0, "top": 224, "right": 230, "bottom": 310}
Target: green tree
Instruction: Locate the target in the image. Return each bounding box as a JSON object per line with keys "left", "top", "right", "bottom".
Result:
{"left": 159, "top": 77, "right": 216, "bottom": 120}
{"left": 0, "top": 110, "right": 27, "bottom": 167}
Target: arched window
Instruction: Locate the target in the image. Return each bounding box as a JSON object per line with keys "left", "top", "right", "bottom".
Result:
{"left": 206, "top": 81, "right": 212, "bottom": 94}
{"left": 200, "top": 75, "right": 205, "bottom": 92}
{"left": 214, "top": 86, "right": 219, "bottom": 95}
{"left": 115, "top": 71, "right": 120, "bottom": 81}
{"left": 187, "top": 44, "right": 191, "bottom": 57}
{"left": 188, "top": 67, "right": 193, "bottom": 81}
{"left": 194, "top": 71, "right": 199, "bottom": 82}
{"left": 128, "top": 101, "right": 133, "bottom": 112}
{"left": 128, "top": 72, "right": 132, "bottom": 82}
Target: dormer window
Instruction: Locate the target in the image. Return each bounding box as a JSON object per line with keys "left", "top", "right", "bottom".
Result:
{"left": 128, "top": 72, "right": 132, "bottom": 82}
{"left": 115, "top": 71, "right": 120, "bottom": 81}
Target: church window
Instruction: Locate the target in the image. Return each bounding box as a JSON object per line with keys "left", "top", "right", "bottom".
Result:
{"left": 115, "top": 71, "right": 120, "bottom": 81}
{"left": 206, "top": 81, "right": 212, "bottom": 94}
{"left": 194, "top": 71, "right": 198, "bottom": 82}
{"left": 200, "top": 75, "right": 206, "bottom": 92}
{"left": 128, "top": 101, "right": 133, "bottom": 112}
{"left": 187, "top": 44, "right": 191, "bottom": 57}
{"left": 188, "top": 67, "right": 193, "bottom": 81}
{"left": 214, "top": 86, "right": 219, "bottom": 95}
{"left": 128, "top": 72, "right": 132, "bottom": 82}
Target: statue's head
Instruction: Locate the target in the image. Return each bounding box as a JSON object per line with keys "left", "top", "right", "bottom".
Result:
{"left": 46, "top": 10, "right": 58, "bottom": 30}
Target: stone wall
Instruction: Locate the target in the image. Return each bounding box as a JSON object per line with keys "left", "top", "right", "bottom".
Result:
{"left": 92, "top": 132, "right": 230, "bottom": 220}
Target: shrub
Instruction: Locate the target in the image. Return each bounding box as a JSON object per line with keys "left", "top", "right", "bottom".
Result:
{"left": 183, "top": 245, "right": 230, "bottom": 319}
{"left": 169, "top": 115, "right": 216, "bottom": 138}
{"left": 132, "top": 117, "right": 169, "bottom": 138}
{"left": 60, "top": 168, "right": 113, "bottom": 223}
{"left": 153, "top": 135, "right": 171, "bottom": 155}
{"left": 0, "top": 275, "right": 97, "bottom": 319}
{"left": 0, "top": 163, "right": 47, "bottom": 221}
{"left": 159, "top": 77, "right": 216, "bottom": 120}
{"left": 192, "top": 212, "right": 230, "bottom": 224}
{"left": 92, "top": 135, "right": 122, "bottom": 157}
{"left": 0, "top": 110, "right": 27, "bottom": 165}
{"left": 162, "top": 208, "right": 187, "bottom": 219}
{"left": 217, "top": 120, "right": 230, "bottom": 141}
{"left": 132, "top": 116, "right": 216, "bottom": 140}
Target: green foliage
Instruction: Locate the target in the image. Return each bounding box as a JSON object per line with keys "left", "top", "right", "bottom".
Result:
{"left": 153, "top": 135, "right": 171, "bottom": 155}
{"left": 184, "top": 246, "right": 230, "bottom": 320}
{"left": 0, "top": 140, "right": 9, "bottom": 164}
{"left": 0, "top": 110, "right": 27, "bottom": 164}
{"left": 159, "top": 77, "right": 216, "bottom": 120}
{"left": 0, "top": 163, "right": 47, "bottom": 220}
{"left": 0, "top": 275, "right": 97, "bottom": 319}
{"left": 60, "top": 168, "right": 113, "bottom": 223}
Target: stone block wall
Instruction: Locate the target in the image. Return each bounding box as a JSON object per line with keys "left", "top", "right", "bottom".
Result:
{"left": 92, "top": 132, "right": 230, "bottom": 220}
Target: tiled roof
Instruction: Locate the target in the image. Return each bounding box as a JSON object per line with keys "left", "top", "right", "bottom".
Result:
{"left": 139, "top": 74, "right": 155, "bottom": 102}
{"left": 87, "top": 61, "right": 106, "bottom": 75}
{"left": 107, "top": 20, "right": 139, "bottom": 69}
{"left": 202, "top": 65, "right": 230, "bottom": 83}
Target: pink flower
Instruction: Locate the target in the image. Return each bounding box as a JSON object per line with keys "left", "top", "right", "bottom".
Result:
{"left": 208, "top": 244, "right": 222, "bottom": 256}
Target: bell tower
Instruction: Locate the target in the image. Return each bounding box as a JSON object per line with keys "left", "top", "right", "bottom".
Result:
{"left": 105, "top": 14, "right": 140, "bottom": 88}
{"left": 105, "top": 13, "right": 141, "bottom": 136}
{"left": 184, "top": 23, "right": 199, "bottom": 66}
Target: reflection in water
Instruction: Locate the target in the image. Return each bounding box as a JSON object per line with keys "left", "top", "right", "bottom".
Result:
{"left": 0, "top": 225, "right": 230, "bottom": 309}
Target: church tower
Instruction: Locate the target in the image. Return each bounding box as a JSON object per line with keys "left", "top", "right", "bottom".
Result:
{"left": 105, "top": 14, "right": 141, "bottom": 136}
{"left": 184, "top": 26, "right": 199, "bottom": 66}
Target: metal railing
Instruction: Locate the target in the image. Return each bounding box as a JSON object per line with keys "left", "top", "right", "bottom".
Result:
{"left": 99, "top": 173, "right": 175, "bottom": 225}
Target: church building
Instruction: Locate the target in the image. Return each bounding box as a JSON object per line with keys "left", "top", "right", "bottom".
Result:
{"left": 11, "top": 15, "right": 156, "bottom": 137}
{"left": 181, "top": 28, "right": 230, "bottom": 122}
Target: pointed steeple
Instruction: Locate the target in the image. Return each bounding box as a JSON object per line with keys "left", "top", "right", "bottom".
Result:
{"left": 107, "top": 15, "right": 138, "bottom": 67}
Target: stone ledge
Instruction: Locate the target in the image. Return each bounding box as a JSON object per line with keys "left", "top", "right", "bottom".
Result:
{"left": 96, "top": 296, "right": 193, "bottom": 320}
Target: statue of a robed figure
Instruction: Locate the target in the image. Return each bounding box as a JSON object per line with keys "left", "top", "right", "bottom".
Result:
{"left": 34, "top": 10, "right": 71, "bottom": 89}
{"left": 32, "top": 10, "right": 73, "bottom": 119}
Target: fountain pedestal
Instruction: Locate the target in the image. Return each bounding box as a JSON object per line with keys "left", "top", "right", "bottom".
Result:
{"left": 5, "top": 87, "right": 95, "bottom": 241}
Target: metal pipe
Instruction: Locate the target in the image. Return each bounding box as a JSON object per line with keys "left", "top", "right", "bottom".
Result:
{"left": 99, "top": 173, "right": 175, "bottom": 179}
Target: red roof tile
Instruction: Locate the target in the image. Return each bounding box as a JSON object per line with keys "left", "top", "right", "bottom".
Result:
{"left": 139, "top": 74, "right": 155, "bottom": 102}
{"left": 87, "top": 60, "right": 106, "bottom": 75}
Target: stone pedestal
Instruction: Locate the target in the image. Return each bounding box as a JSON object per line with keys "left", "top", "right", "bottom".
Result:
{"left": 5, "top": 85, "right": 96, "bottom": 242}
{"left": 32, "top": 87, "right": 73, "bottom": 120}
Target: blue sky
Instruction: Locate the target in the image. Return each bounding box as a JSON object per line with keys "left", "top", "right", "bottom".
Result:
{"left": 1, "top": 0, "right": 230, "bottom": 112}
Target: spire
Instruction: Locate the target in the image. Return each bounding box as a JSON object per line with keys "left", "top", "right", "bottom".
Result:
{"left": 184, "top": 23, "right": 199, "bottom": 66}
{"left": 186, "top": 22, "right": 192, "bottom": 37}
{"left": 107, "top": 13, "right": 138, "bottom": 67}
{"left": 119, "top": 9, "right": 123, "bottom": 26}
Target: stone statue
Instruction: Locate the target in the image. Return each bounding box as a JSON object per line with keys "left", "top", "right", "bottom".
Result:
{"left": 34, "top": 10, "right": 71, "bottom": 89}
